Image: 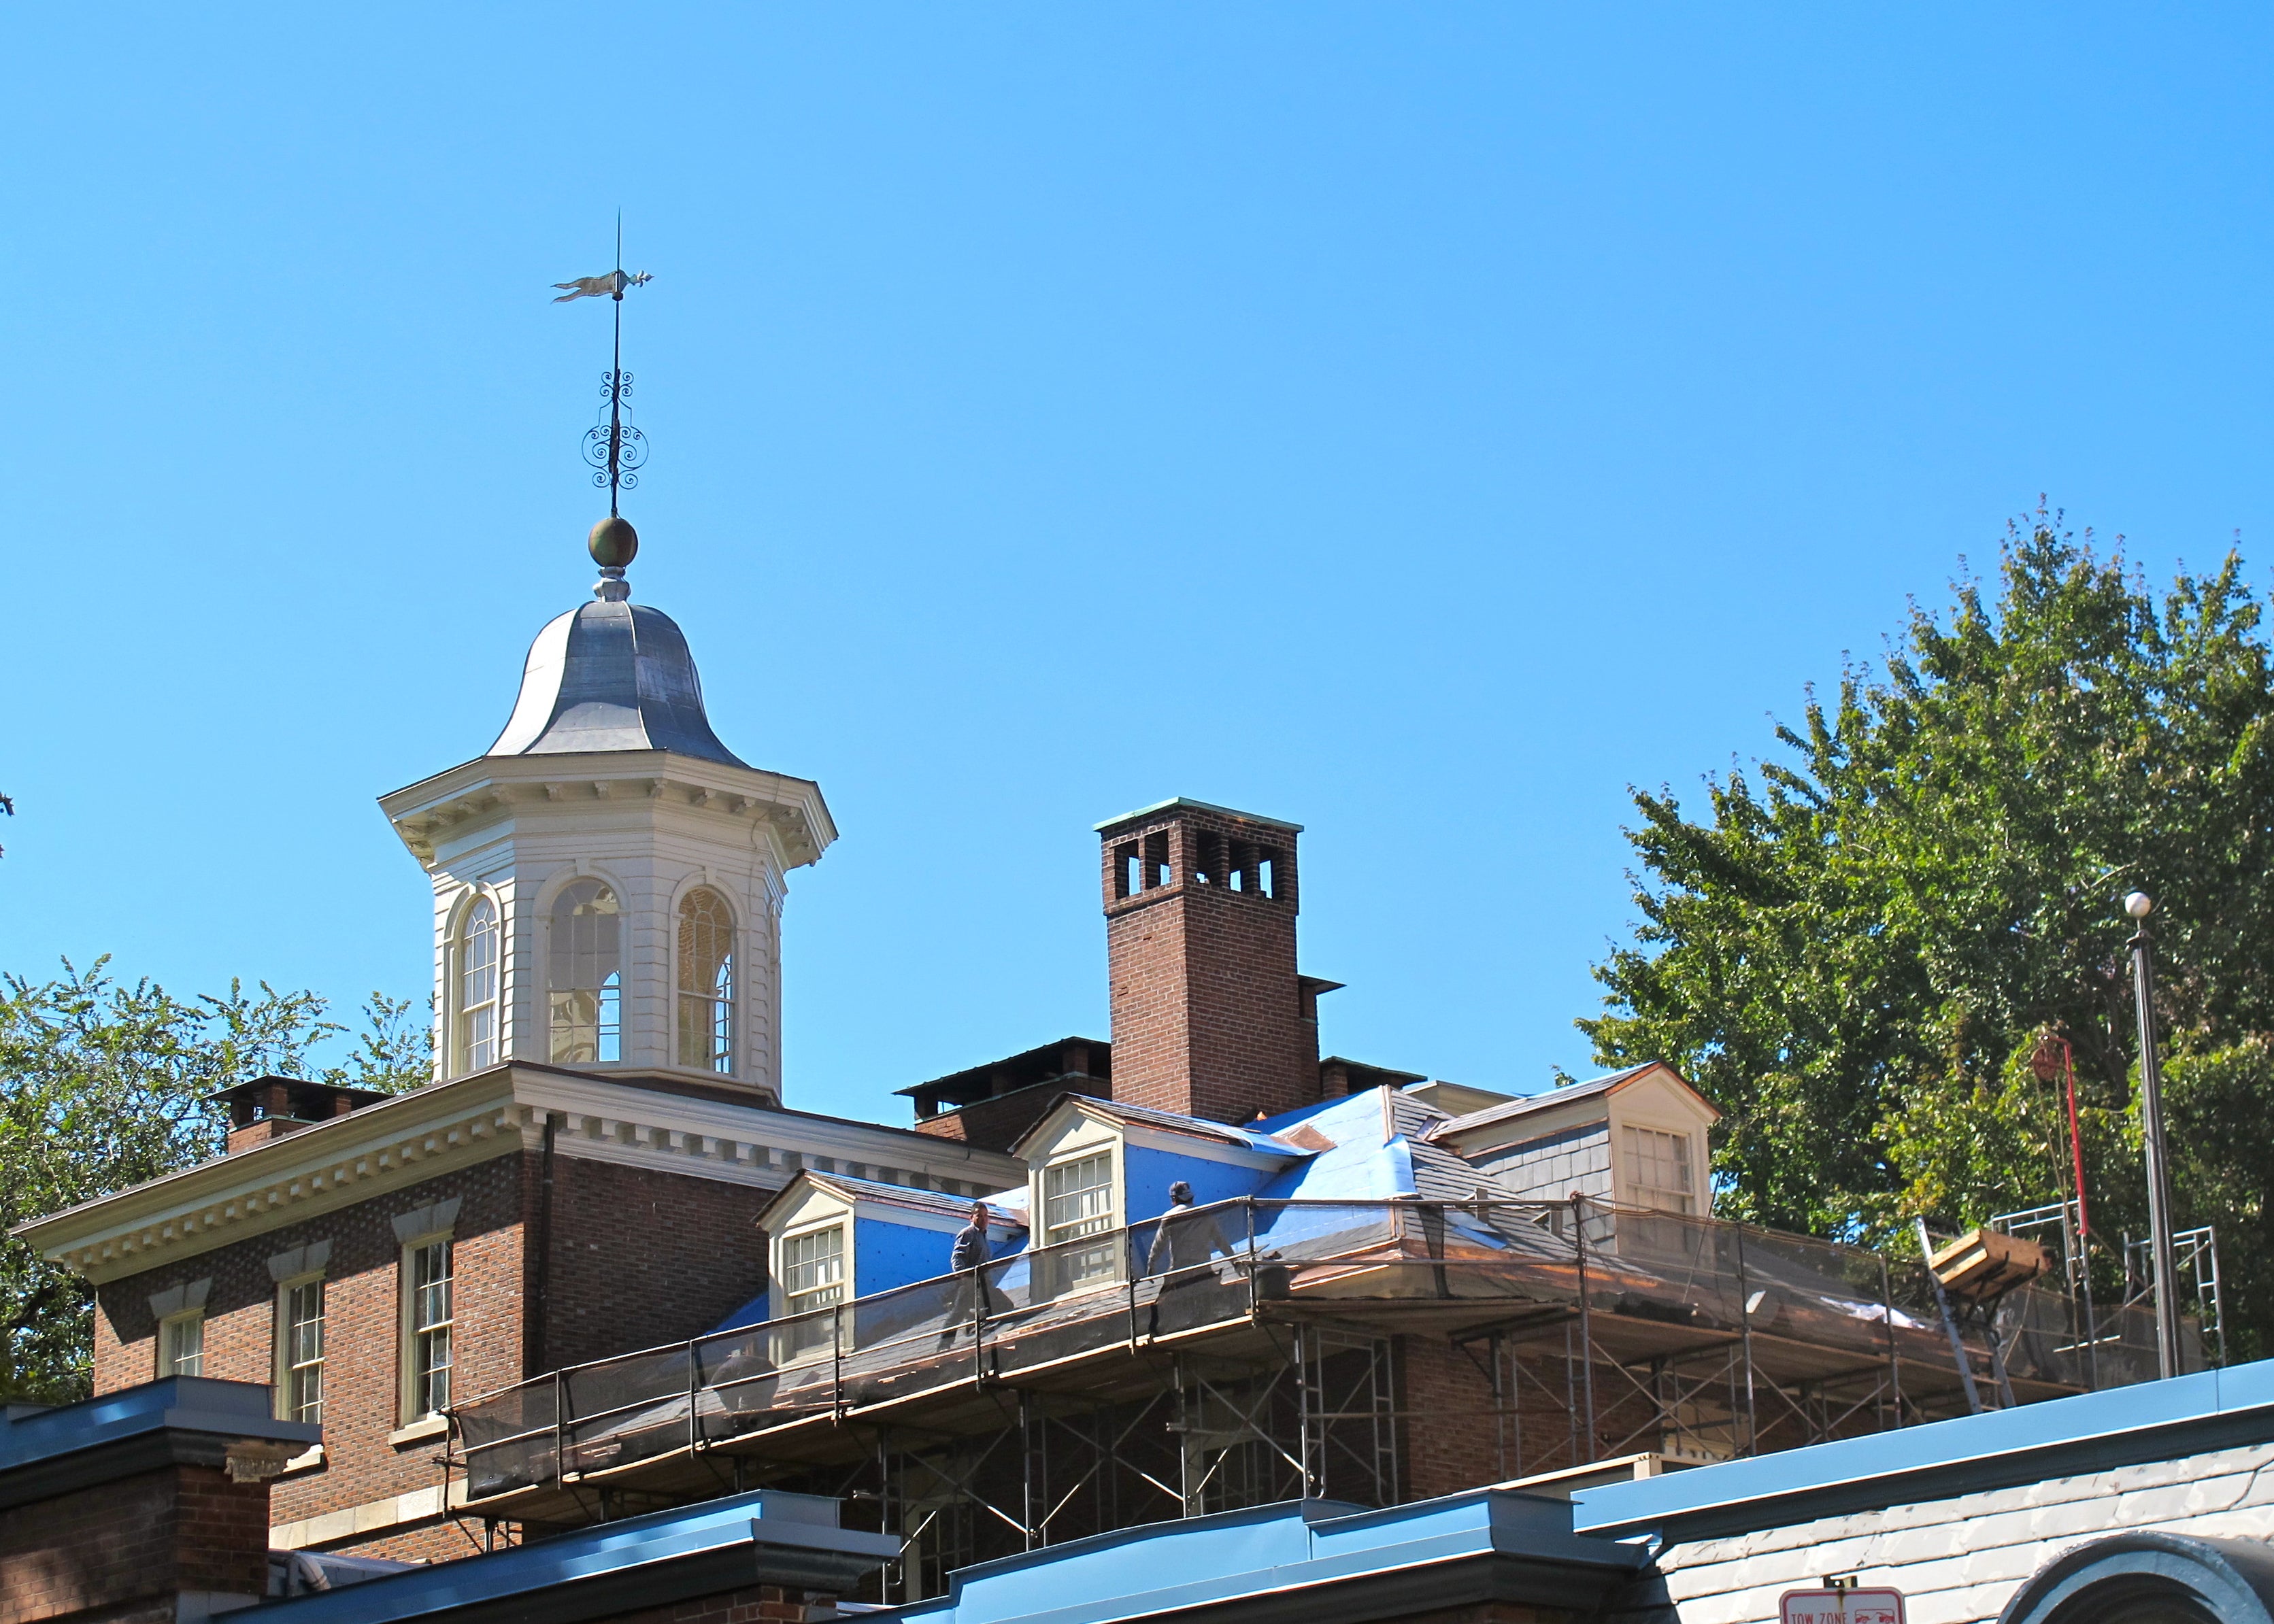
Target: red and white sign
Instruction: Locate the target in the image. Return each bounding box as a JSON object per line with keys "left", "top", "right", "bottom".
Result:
{"left": 1781, "top": 1589, "right": 1905, "bottom": 1624}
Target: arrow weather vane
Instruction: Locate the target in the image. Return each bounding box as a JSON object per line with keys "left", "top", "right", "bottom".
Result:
{"left": 554, "top": 218, "right": 654, "bottom": 518}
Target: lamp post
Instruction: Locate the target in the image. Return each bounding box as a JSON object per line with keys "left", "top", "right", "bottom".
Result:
{"left": 2124, "top": 891, "right": 2184, "bottom": 1380}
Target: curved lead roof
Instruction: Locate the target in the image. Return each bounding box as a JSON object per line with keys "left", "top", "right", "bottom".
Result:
{"left": 487, "top": 599, "right": 747, "bottom": 766}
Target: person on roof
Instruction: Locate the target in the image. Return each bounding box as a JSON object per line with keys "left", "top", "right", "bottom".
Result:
{"left": 938, "top": 1200, "right": 1011, "bottom": 1349}
{"left": 1143, "top": 1181, "right": 1235, "bottom": 1278}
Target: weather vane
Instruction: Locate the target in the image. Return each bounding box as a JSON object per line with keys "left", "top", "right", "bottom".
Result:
{"left": 554, "top": 219, "right": 654, "bottom": 521}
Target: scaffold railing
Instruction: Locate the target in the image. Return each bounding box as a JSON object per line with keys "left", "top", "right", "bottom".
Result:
{"left": 447, "top": 1195, "right": 2187, "bottom": 1539}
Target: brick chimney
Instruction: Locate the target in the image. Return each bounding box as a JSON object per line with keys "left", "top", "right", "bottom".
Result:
{"left": 1098, "top": 798, "right": 1327, "bottom": 1123}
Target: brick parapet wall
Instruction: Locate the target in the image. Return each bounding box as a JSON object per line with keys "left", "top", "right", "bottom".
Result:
{"left": 0, "top": 1462, "right": 268, "bottom": 1624}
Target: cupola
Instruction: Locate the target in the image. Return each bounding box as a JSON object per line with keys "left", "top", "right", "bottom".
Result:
{"left": 378, "top": 518, "right": 835, "bottom": 1102}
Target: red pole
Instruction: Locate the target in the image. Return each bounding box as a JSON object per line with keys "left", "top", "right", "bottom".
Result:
{"left": 2061, "top": 1038, "right": 2090, "bottom": 1242}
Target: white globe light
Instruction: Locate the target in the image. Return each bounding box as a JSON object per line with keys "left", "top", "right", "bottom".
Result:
{"left": 2125, "top": 892, "right": 2155, "bottom": 919}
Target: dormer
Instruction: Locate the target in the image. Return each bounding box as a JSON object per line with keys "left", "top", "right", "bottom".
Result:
{"left": 754, "top": 1172, "right": 1024, "bottom": 1357}
{"left": 1428, "top": 1062, "right": 1719, "bottom": 1215}
{"left": 1009, "top": 1097, "right": 1299, "bottom": 1293}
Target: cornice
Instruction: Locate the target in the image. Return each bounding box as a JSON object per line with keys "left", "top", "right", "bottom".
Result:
{"left": 16, "top": 1071, "right": 522, "bottom": 1285}
{"left": 378, "top": 750, "right": 835, "bottom": 870}
{"left": 19, "top": 1066, "right": 1029, "bottom": 1285}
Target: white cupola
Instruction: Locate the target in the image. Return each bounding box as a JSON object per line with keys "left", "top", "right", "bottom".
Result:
{"left": 379, "top": 518, "right": 834, "bottom": 1104}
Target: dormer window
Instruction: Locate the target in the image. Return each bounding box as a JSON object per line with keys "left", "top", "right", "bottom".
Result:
{"left": 1042, "top": 1151, "right": 1118, "bottom": 1287}
{"left": 550, "top": 880, "right": 622, "bottom": 1064}
{"left": 1622, "top": 1126, "right": 1696, "bottom": 1215}
{"left": 782, "top": 1221, "right": 846, "bottom": 1357}
{"left": 456, "top": 897, "right": 499, "bottom": 1074}
{"left": 677, "top": 887, "right": 735, "bottom": 1074}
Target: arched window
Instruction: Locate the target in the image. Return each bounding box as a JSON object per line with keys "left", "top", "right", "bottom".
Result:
{"left": 456, "top": 898, "right": 499, "bottom": 1074}
{"left": 549, "top": 879, "right": 621, "bottom": 1064}
{"left": 677, "top": 888, "right": 735, "bottom": 1074}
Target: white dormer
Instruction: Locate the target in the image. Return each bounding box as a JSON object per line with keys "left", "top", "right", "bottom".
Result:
{"left": 1431, "top": 1062, "right": 1718, "bottom": 1216}
{"left": 1011, "top": 1097, "right": 1297, "bottom": 1295}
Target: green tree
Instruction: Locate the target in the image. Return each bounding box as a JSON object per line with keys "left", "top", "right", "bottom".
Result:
{"left": 0, "top": 960, "right": 431, "bottom": 1401}
{"left": 1581, "top": 510, "right": 2274, "bottom": 1354}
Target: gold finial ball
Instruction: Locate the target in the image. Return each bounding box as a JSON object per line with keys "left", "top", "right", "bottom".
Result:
{"left": 588, "top": 515, "right": 640, "bottom": 569}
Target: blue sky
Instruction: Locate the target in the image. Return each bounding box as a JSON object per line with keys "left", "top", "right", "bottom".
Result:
{"left": 5, "top": 7, "right": 2271, "bottom": 1122}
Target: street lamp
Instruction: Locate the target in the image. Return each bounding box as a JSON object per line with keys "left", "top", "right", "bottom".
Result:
{"left": 2125, "top": 890, "right": 2184, "bottom": 1380}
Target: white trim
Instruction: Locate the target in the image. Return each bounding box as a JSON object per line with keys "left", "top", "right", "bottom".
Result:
{"left": 20, "top": 1066, "right": 1025, "bottom": 1285}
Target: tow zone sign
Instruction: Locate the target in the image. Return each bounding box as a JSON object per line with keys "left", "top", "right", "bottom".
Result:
{"left": 1781, "top": 1589, "right": 1905, "bottom": 1624}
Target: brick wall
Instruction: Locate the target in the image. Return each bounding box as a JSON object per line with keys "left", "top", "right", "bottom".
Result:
{"left": 1397, "top": 1336, "right": 1505, "bottom": 1500}
{"left": 539, "top": 1155, "right": 774, "bottom": 1370}
{"left": 1101, "top": 804, "right": 1317, "bottom": 1126}
{"left": 92, "top": 1157, "right": 528, "bottom": 1537}
{"left": 0, "top": 1463, "right": 268, "bottom": 1624}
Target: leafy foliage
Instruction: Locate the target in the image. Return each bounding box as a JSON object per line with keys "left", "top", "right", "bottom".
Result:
{"left": 1582, "top": 511, "right": 2274, "bottom": 1355}
{"left": 0, "top": 960, "right": 430, "bottom": 1401}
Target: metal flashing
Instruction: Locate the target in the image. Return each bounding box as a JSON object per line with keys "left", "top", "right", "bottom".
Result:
{"left": 1573, "top": 1361, "right": 2274, "bottom": 1544}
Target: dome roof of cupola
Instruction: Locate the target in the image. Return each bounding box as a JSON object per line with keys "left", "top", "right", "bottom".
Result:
{"left": 487, "top": 596, "right": 747, "bottom": 767}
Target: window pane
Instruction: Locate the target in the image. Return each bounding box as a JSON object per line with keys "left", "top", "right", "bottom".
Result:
{"left": 459, "top": 899, "right": 499, "bottom": 1073}
{"left": 1043, "top": 1152, "right": 1114, "bottom": 1240}
{"left": 1623, "top": 1127, "right": 1694, "bottom": 1215}
{"left": 550, "top": 881, "right": 621, "bottom": 1064}
{"left": 677, "top": 889, "right": 735, "bottom": 1074}
{"left": 163, "top": 1315, "right": 203, "bottom": 1378}
{"left": 285, "top": 1281, "right": 325, "bottom": 1423}
{"left": 1043, "top": 1152, "right": 1119, "bottom": 1288}
{"left": 410, "top": 1240, "right": 454, "bottom": 1417}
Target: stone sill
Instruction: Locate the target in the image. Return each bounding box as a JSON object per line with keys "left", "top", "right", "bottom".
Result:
{"left": 389, "top": 1415, "right": 449, "bottom": 1448}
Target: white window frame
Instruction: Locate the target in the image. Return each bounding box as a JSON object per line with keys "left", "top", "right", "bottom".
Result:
{"left": 274, "top": 1272, "right": 326, "bottom": 1423}
{"left": 776, "top": 1219, "right": 848, "bottom": 1361}
{"left": 399, "top": 1232, "right": 456, "bottom": 1421}
{"left": 158, "top": 1309, "right": 204, "bottom": 1378}
{"left": 675, "top": 886, "right": 738, "bottom": 1077}
{"left": 1620, "top": 1124, "right": 1696, "bottom": 1215}
{"left": 1041, "top": 1148, "right": 1121, "bottom": 1293}
{"left": 455, "top": 894, "right": 501, "bottom": 1077}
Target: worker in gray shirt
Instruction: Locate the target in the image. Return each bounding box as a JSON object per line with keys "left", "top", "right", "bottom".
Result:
{"left": 939, "top": 1200, "right": 1010, "bottom": 1349}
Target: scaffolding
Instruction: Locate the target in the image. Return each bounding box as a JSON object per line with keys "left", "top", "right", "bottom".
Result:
{"left": 447, "top": 1197, "right": 2187, "bottom": 1600}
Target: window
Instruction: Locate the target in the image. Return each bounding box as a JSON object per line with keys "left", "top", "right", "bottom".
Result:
{"left": 781, "top": 1224, "right": 846, "bottom": 1357}
{"left": 159, "top": 1311, "right": 203, "bottom": 1377}
{"left": 405, "top": 1238, "right": 454, "bottom": 1417}
{"left": 676, "top": 888, "right": 735, "bottom": 1074}
{"left": 548, "top": 880, "right": 621, "bottom": 1064}
{"left": 457, "top": 897, "right": 499, "bottom": 1074}
{"left": 279, "top": 1279, "right": 325, "bottom": 1423}
{"left": 1622, "top": 1126, "right": 1695, "bottom": 1215}
{"left": 1043, "top": 1151, "right": 1118, "bottom": 1288}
